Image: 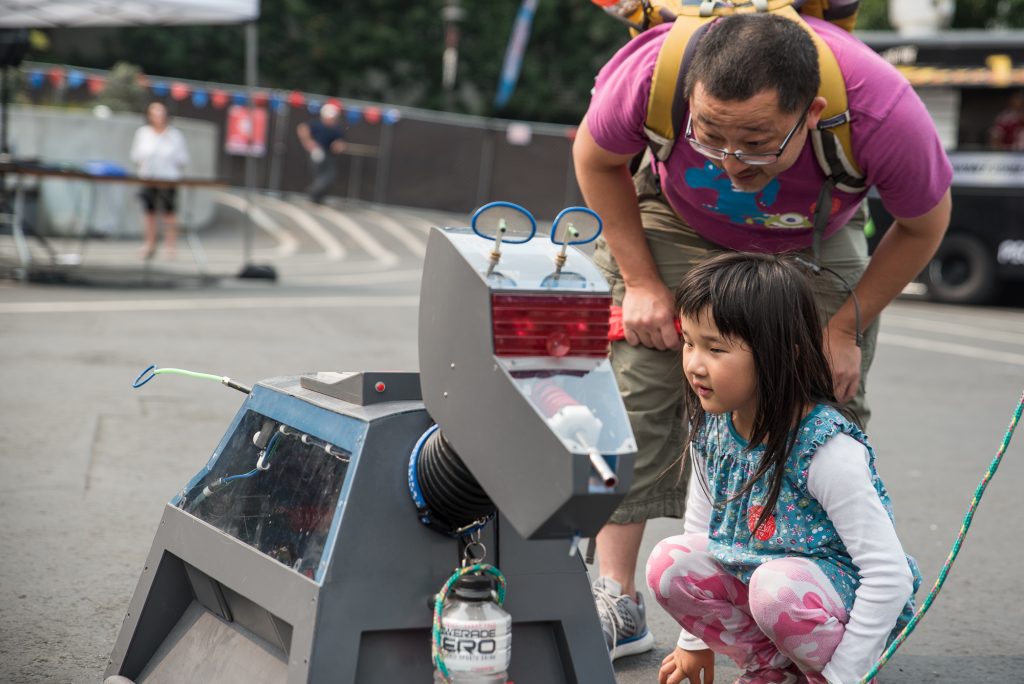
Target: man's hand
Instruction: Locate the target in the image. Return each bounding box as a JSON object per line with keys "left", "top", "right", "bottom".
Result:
{"left": 822, "top": 320, "right": 861, "bottom": 403}
{"left": 659, "top": 647, "right": 715, "bottom": 684}
{"left": 621, "top": 282, "right": 680, "bottom": 351}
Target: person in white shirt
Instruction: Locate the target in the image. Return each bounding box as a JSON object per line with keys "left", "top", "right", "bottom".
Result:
{"left": 129, "top": 102, "right": 189, "bottom": 259}
{"left": 646, "top": 252, "right": 919, "bottom": 684}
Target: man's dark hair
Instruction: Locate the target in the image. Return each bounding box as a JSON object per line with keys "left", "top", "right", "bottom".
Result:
{"left": 683, "top": 14, "right": 820, "bottom": 114}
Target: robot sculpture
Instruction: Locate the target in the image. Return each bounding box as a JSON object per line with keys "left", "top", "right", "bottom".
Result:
{"left": 105, "top": 202, "right": 638, "bottom": 683}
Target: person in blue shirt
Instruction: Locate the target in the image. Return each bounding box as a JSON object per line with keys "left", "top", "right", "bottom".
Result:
{"left": 296, "top": 102, "right": 347, "bottom": 204}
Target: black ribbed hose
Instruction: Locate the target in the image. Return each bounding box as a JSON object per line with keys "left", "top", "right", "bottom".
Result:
{"left": 418, "top": 429, "right": 495, "bottom": 532}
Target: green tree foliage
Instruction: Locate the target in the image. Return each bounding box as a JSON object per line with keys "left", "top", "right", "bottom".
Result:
{"left": 952, "top": 0, "right": 1024, "bottom": 29}
{"left": 94, "top": 61, "right": 149, "bottom": 112}
{"left": 856, "top": 0, "right": 1024, "bottom": 30}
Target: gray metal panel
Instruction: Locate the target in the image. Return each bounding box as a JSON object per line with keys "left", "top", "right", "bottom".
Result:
{"left": 298, "top": 371, "right": 422, "bottom": 406}
{"left": 258, "top": 374, "right": 424, "bottom": 424}
{"left": 418, "top": 228, "right": 630, "bottom": 539}
{"left": 107, "top": 505, "right": 321, "bottom": 684}
{"left": 135, "top": 602, "right": 287, "bottom": 684}
{"left": 309, "top": 408, "right": 456, "bottom": 683}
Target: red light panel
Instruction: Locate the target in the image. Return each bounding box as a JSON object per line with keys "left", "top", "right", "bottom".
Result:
{"left": 492, "top": 293, "right": 611, "bottom": 357}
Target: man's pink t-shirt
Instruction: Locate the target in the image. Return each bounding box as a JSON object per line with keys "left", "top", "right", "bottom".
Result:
{"left": 585, "top": 17, "right": 953, "bottom": 252}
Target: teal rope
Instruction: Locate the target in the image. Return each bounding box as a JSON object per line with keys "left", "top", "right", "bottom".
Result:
{"left": 858, "top": 387, "right": 1024, "bottom": 683}
{"left": 431, "top": 564, "right": 507, "bottom": 684}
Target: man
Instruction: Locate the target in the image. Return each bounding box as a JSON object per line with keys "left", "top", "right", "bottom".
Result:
{"left": 296, "top": 102, "right": 347, "bottom": 204}
{"left": 572, "top": 13, "right": 952, "bottom": 660}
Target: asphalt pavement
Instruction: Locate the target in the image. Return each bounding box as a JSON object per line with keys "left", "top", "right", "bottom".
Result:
{"left": 1, "top": 193, "right": 1022, "bottom": 683}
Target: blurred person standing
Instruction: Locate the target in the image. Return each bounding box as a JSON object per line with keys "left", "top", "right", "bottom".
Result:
{"left": 296, "top": 102, "right": 347, "bottom": 204}
{"left": 130, "top": 102, "right": 189, "bottom": 259}
{"left": 988, "top": 90, "right": 1024, "bottom": 150}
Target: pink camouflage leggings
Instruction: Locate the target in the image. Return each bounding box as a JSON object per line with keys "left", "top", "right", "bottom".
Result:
{"left": 646, "top": 534, "right": 849, "bottom": 684}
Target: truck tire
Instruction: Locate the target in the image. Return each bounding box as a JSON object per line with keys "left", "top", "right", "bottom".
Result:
{"left": 924, "top": 233, "right": 996, "bottom": 305}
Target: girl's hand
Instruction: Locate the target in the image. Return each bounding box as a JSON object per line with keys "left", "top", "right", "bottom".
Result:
{"left": 658, "top": 647, "right": 715, "bottom": 684}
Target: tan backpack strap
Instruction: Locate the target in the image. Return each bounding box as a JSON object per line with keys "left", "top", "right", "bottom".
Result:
{"left": 644, "top": 14, "right": 712, "bottom": 161}
{"left": 776, "top": 4, "right": 864, "bottom": 181}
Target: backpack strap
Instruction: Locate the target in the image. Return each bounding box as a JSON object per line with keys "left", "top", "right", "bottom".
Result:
{"left": 644, "top": 15, "right": 712, "bottom": 161}
{"left": 642, "top": 2, "right": 865, "bottom": 190}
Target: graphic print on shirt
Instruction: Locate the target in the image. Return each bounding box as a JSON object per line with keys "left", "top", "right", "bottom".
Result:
{"left": 746, "top": 504, "right": 777, "bottom": 541}
{"left": 684, "top": 161, "right": 815, "bottom": 230}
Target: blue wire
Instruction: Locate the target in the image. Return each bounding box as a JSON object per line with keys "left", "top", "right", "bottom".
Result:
{"left": 223, "top": 469, "right": 259, "bottom": 482}
{"left": 133, "top": 364, "right": 157, "bottom": 388}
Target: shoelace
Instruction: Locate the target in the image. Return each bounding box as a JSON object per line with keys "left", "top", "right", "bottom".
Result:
{"left": 593, "top": 584, "right": 627, "bottom": 657}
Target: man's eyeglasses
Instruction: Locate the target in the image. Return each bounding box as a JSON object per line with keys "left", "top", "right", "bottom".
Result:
{"left": 684, "top": 101, "right": 812, "bottom": 166}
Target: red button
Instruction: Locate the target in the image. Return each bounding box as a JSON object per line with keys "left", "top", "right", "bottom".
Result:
{"left": 374, "top": 382, "right": 386, "bottom": 393}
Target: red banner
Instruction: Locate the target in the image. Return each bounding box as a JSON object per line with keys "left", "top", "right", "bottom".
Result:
{"left": 224, "top": 105, "right": 268, "bottom": 157}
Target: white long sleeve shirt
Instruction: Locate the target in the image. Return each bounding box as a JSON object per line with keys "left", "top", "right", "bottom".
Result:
{"left": 678, "top": 434, "right": 915, "bottom": 684}
{"left": 129, "top": 125, "right": 189, "bottom": 181}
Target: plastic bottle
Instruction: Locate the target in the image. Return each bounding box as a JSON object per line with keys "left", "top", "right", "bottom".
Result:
{"left": 433, "top": 574, "right": 511, "bottom": 684}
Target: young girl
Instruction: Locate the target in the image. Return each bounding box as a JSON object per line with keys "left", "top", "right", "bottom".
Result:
{"left": 646, "top": 253, "right": 920, "bottom": 684}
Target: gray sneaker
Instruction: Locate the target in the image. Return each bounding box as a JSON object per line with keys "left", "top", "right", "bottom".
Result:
{"left": 592, "top": 576, "right": 655, "bottom": 660}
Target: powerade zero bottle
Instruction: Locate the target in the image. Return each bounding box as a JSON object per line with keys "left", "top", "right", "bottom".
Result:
{"left": 434, "top": 574, "right": 511, "bottom": 683}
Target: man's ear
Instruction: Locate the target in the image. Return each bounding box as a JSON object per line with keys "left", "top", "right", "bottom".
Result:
{"left": 805, "top": 96, "right": 828, "bottom": 130}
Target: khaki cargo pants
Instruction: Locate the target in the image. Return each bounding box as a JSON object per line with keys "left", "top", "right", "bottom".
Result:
{"left": 593, "top": 164, "right": 878, "bottom": 524}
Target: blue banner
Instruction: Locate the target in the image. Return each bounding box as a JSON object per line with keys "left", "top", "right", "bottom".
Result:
{"left": 494, "top": 0, "right": 540, "bottom": 110}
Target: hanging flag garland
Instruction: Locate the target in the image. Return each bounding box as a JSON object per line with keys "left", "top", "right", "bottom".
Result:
{"left": 363, "top": 105, "right": 381, "bottom": 124}
{"left": 25, "top": 64, "right": 409, "bottom": 135}
{"left": 170, "top": 82, "right": 190, "bottom": 101}
{"left": 48, "top": 67, "right": 65, "bottom": 88}
{"left": 211, "top": 89, "right": 229, "bottom": 109}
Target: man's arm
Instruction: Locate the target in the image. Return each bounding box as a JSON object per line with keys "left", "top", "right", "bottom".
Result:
{"left": 572, "top": 120, "right": 679, "bottom": 351}
{"left": 824, "top": 189, "right": 952, "bottom": 402}
{"left": 296, "top": 122, "right": 316, "bottom": 152}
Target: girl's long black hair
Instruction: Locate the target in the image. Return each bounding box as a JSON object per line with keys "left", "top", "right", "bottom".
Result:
{"left": 676, "top": 252, "right": 838, "bottom": 537}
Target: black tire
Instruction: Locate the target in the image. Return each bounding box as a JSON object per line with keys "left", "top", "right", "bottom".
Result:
{"left": 924, "top": 232, "right": 997, "bottom": 305}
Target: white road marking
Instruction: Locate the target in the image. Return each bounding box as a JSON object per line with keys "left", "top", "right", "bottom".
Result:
{"left": 885, "top": 314, "right": 1024, "bottom": 345}
{"left": 880, "top": 332, "right": 1024, "bottom": 366}
{"left": 283, "top": 268, "right": 422, "bottom": 285}
{"left": 356, "top": 207, "right": 429, "bottom": 257}
{"left": 890, "top": 304, "right": 1024, "bottom": 333}
{"left": 305, "top": 202, "right": 400, "bottom": 267}
{"left": 212, "top": 191, "right": 299, "bottom": 257}
{"left": 0, "top": 295, "right": 419, "bottom": 315}
{"left": 257, "top": 195, "right": 346, "bottom": 260}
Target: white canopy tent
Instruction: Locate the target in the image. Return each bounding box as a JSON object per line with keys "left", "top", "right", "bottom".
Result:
{"left": 0, "top": 0, "right": 273, "bottom": 278}
{"left": 0, "top": 0, "right": 258, "bottom": 27}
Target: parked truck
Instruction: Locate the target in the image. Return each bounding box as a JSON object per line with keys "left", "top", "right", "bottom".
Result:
{"left": 860, "top": 30, "right": 1024, "bottom": 304}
